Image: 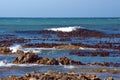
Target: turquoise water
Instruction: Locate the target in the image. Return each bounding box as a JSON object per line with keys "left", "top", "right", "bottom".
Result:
{"left": 0, "top": 18, "right": 120, "bottom": 33}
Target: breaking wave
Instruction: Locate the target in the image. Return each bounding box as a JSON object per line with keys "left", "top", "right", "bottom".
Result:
{"left": 9, "top": 45, "right": 56, "bottom": 53}
{"left": 47, "top": 26, "right": 85, "bottom": 32}
{"left": 9, "top": 45, "right": 22, "bottom": 53}
{"left": 0, "top": 60, "right": 42, "bottom": 67}
{"left": 0, "top": 60, "right": 76, "bottom": 68}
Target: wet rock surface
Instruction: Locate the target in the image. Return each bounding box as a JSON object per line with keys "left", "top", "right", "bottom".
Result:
{"left": 58, "top": 56, "right": 83, "bottom": 65}
{"left": 92, "top": 68, "right": 120, "bottom": 74}
{"left": 12, "top": 53, "right": 120, "bottom": 67}
{"left": 54, "top": 44, "right": 80, "bottom": 50}
{"left": 13, "top": 53, "right": 83, "bottom": 65}
{"left": 39, "top": 29, "right": 105, "bottom": 38}
{"left": 23, "top": 43, "right": 62, "bottom": 48}
{"left": 0, "top": 47, "right": 12, "bottom": 54}
{"left": 0, "top": 37, "right": 30, "bottom": 47}
{"left": 23, "top": 42, "right": 120, "bottom": 51}
{"left": 13, "top": 53, "right": 41, "bottom": 64}
{"left": 69, "top": 51, "right": 110, "bottom": 57}
{"left": 0, "top": 71, "right": 114, "bottom": 80}
{"left": 87, "top": 62, "right": 120, "bottom": 67}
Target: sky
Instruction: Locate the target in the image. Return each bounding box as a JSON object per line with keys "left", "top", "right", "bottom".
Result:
{"left": 0, "top": 0, "right": 120, "bottom": 17}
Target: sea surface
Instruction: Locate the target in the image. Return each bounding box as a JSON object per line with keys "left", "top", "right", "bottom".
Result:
{"left": 0, "top": 18, "right": 120, "bottom": 79}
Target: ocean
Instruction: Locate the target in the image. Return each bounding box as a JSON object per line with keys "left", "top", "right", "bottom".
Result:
{"left": 0, "top": 18, "right": 120, "bottom": 33}
{"left": 0, "top": 18, "right": 120, "bottom": 79}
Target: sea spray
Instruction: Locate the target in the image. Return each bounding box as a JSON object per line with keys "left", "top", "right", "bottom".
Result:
{"left": 9, "top": 45, "right": 23, "bottom": 53}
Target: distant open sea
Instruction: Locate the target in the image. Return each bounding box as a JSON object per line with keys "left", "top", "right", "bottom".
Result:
{"left": 0, "top": 18, "right": 120, "bottom": 34}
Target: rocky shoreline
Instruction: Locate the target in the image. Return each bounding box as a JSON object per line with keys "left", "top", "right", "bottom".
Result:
{"left": 0, "top": 46, "right": 120, "bottom": 67}
{"left": 0, "top": 28, "right": 119, "bottom": 80}
{"left": 0, "top": 44, "right": 119, "bottom": 57}
{"left": 11, "top": 53, "right": 120, "bottom": 67}
{"left": 0, "top": 71, "right": 114, "bottom": 80}
{"left": 0, "top": 28, "right": 120, "bottom": 50}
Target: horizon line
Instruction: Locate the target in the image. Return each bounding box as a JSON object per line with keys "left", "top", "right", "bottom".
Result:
{"left": 0, "top": 17, "right": 120, "bottom": 19}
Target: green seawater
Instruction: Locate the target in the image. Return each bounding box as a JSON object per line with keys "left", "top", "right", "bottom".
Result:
{"left": 0, "top": 18, "right": 120, "bottom": 34}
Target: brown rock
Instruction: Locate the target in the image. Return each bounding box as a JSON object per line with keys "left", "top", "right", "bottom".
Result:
{"left": 54, "top": 44, "right": 80, "bottom": 50}
{"left": 0, "top": 71, "right": 114, "bottom": 80}
{"left": 104, "top": 77, "right": 114, "bottom": 80}
{"left": 46, "top": 58, "right": 59, "bottom": 65}
{"left": 58, "top": 56, "right": 72, "bottom": 65}
{"left": 29, "top": 77, "right": 37, "bottom": 80}
{"left": 0, "top": 47, "right": 12, "bottom": 54}
{"left": 16, "top": 50, "right": 24, "bottom": 54}
{"left": 58, "top": 56, "right": 83, "bottom": 65}
{"left": 13, "top": 53, "right": 41, "bottom": 64}
{"left": 36, "top": 58, "right": 49, "bottom": 64}
{"left": 86, "top": 74, "right": 100, "bottom": 80}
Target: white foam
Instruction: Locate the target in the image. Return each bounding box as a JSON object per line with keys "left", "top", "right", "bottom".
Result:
{"left": 0, "top": 60, "right": 43, "bottom": 67}
{"left": 9, "top": 45, "right": 22, "bottom": 53}
{"left": 23, "top": 48, "right": 56, "bottom": 53}
{"left": 9, "top": 45, "right": 56, "bottom": 53}
{"left": 64, "top": 65, "right": 76, "bottom": 69}
{"left": 79, "top": 47, "right": 97, "bottom": 51}
{"left": 47, "top": 26, "right": 84, "bottom": 32}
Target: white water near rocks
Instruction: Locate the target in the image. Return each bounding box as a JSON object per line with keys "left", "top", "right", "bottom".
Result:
{"left": 47, "top": 26, "right": 84, "bottom": 32}
{"left": 9, "top": 45, "right": 56, "bottom": 53}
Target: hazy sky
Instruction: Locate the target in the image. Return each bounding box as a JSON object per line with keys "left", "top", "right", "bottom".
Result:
{"left": 0, "top": 0, "right": 120, "bottom": 17}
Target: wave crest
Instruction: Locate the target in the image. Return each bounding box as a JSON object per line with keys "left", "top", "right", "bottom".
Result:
{"left": 9, "top": 45, "right": 22, "bottom": 53}
{"left": 47, "top": 26, "right": 84, "bottom": 32}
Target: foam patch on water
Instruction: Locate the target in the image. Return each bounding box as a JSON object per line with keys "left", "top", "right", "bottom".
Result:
{"left": 9, "top": 45, "right": 56, "bottom": 53}
{"left": 79, "top": 47, "right": 97, "bottom": 51}
{"left": 0, "top": 60, "right": 43, "bottom": 67}
{"left": 64, "top": 65, "right": 76, "bottom": 69}
{"left": 23, "top": 48, "right": 55, "bottom": 53}
{"left": 47, "top": 26, "right": 84, "bottom": 32}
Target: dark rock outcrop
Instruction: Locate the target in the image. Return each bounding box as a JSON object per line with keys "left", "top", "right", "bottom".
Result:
{"left": 13, "top": 53, "right": 120, "bottom": 67}
{"left": 13, "top": 53, "right": 83, "bottom": 65}
{"left": 13, "top": 53, "right": 41, "bottom": 64}
{"left": 58, "top": 56, "right": 83, "bottom": 65}
{"left": 36, "top": 58, "right": 59, "bottom": 65}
